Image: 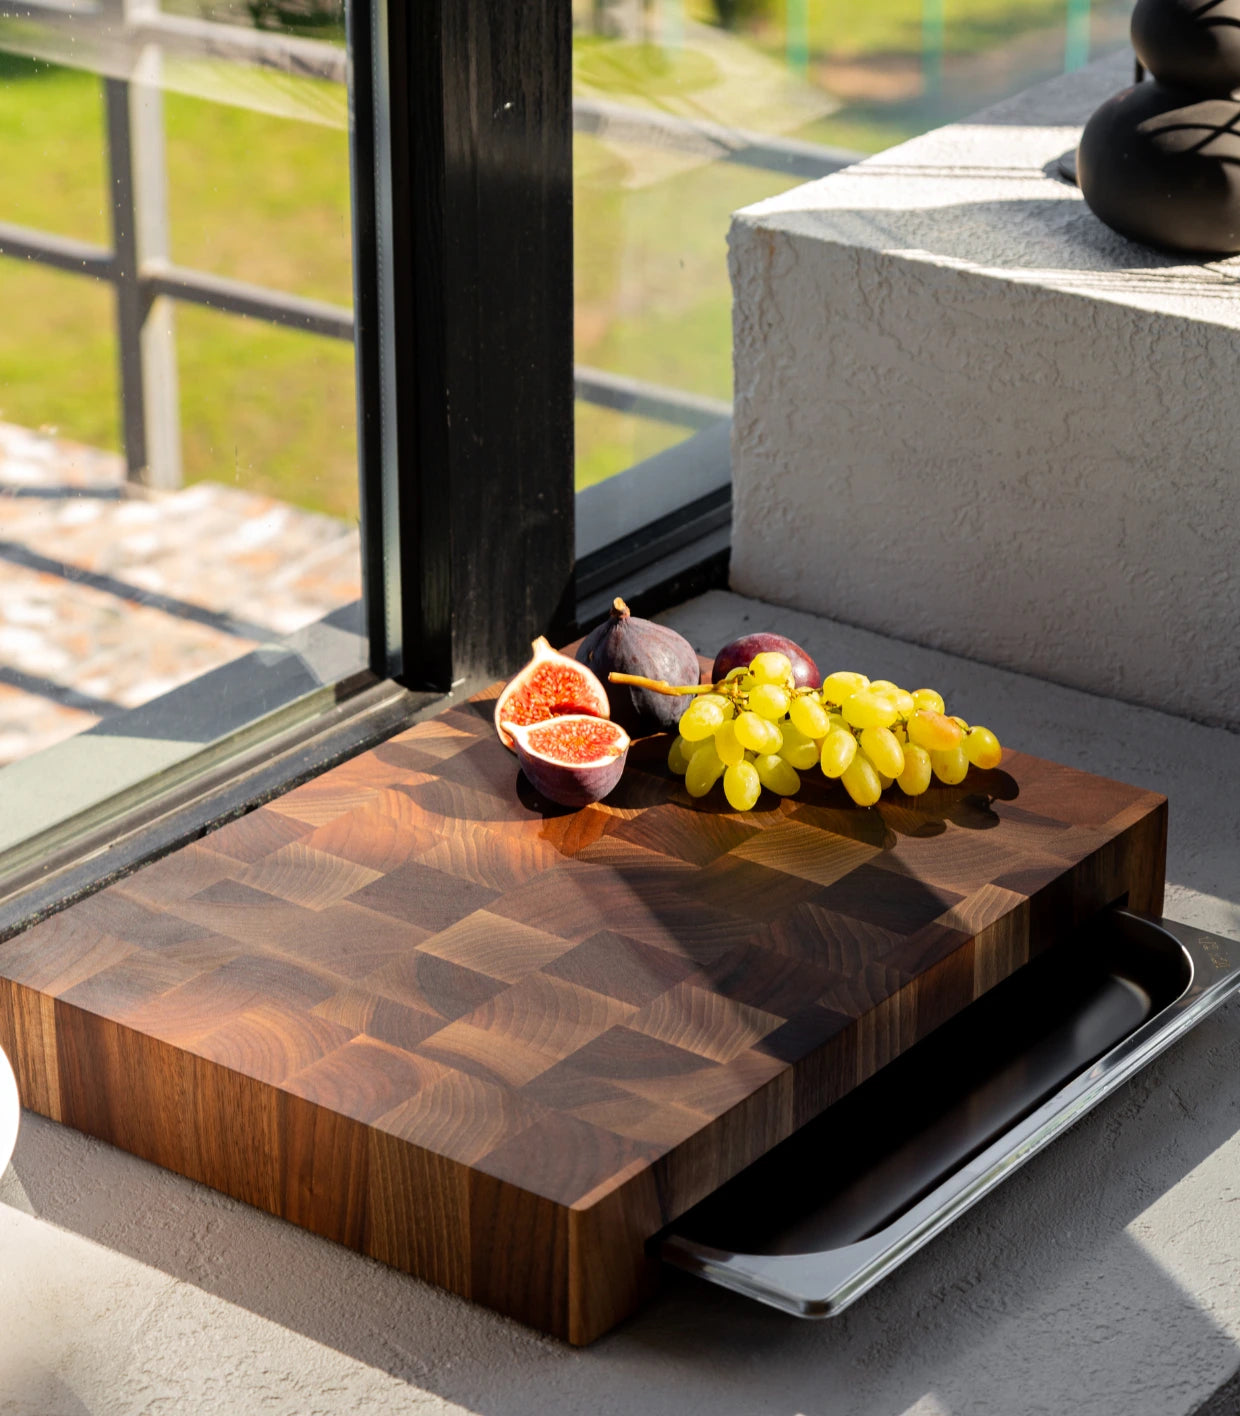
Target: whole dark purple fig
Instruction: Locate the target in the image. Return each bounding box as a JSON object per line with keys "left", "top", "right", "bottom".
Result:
{"left": 712, "top": 632, "right": 821, "bottom": 688}
{"left": 576, "top": 598, "right": 701, "bottom": 736}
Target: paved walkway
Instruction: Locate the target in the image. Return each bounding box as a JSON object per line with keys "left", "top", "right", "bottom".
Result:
{"left": 0, "top": 422, "right": 361, "bottom": 766}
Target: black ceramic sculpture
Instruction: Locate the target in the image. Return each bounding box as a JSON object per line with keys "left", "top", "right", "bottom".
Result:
{"left": 1077, "top": 0, "right": 1240, "bottom": 254}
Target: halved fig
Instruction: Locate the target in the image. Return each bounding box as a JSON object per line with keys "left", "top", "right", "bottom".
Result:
{"left": 494, "top": 636, "right": 610, "bottom": 751}
{"left": 504, "top": 715, "right": 630, "bottom": 807}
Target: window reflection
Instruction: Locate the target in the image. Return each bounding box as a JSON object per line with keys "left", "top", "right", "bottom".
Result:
{"left": 0, "top": 3, "right": 362, "bottom": 828}
{"left": 572, "top": 0, "right": 1132, "bottom": 497}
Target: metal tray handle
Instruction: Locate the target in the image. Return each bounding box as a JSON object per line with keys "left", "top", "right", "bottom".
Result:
{"left": 660, "top": 914, "right": 1240, "bottom": 1319}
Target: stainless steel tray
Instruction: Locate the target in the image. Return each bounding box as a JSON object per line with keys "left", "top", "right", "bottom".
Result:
{"left": 661, "top": 910, "right": 1240, "bottom": 1318}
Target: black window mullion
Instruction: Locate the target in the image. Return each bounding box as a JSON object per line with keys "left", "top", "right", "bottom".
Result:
{"left": 383, "top": 0, "right": 575, "bottom": 693}
{"left": 348, "top": 0, "right": 395, "bottom": 681}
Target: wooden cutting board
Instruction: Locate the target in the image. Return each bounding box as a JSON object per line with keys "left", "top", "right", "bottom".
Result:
{"left": 0, "top": 675, "right": 1166, "bottom": 1343}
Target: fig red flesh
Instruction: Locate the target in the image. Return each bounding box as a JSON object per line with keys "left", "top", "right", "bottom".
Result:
{"left": 523, "top": 716, "right": 626, "bottom": 765}
{"left": 503, "top": 666, "right": 595, "bottom": 729}
{"left": 494, "top": 636, "right": 609, "bottom": 751}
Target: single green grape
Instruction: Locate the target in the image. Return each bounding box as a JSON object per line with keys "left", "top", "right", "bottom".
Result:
{"left": 749, "top": 682, "right": 790, "bottom": 721}
{"left": 963, "top": 725, "right": 1002, "bottom": 769}
{"left": 891, "top": 690, "right": 915, "bottom": 716}
{"left": 680, "top": 694, "right": 731, "bottom": 742}
{"left": 685, "top": 743, "right": 726, "bottom": 797}
{"left": 734, "top": 710, "right": 766, "bottom": 752}
{"left": 930, "top": 744, "right": 969, "bottom": 785}
{"left": 788, "top": 693, "right": 829, "bottom": 739}
{"left": 667, "top": 735, "right": 691, "bottom": 776}
{"left": 778, "top": 722, "right": 820, "bottom": 771}
{"left": 907, "top": 710, "right": 963, "bottom": 752}
{"left": 819, "top": 727, "right": 857, "bottom": 778}
{"left": 714, "top": 718, "right": 746, "bottom": 767}
{"left": 860, "top": 725, "right": 905, "bottom": 779}
{"left": 912, "top": 688, "right": 945, "bottom": 714}
{"left": 749, "top": 652, "right": 793, "bottom": 685}
{"left": 842, "top": 690, "right": 899, "bottom": 731}
{"left": 754, "top": 754, "right": 800, "bottom": 796}
{"left": 821, "top": 670, "right": 869, "bottom": 704}
{"left": 841, "top": 754, "right": 882, "bottom": 806}
{"left": 735, "top": 710, "right": 781, "bottom": 754}
{"left": 723, "top": 759, "right": 762, "bottom": 811}
{"left": 897, "top": 743, "right": 932, "bottom": 795}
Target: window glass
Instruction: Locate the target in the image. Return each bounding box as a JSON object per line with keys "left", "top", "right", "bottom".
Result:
{"left": 572, "top": 0, "right": 1131, "bottom": 526}
{"left": 0, "top": 1, "right": 364, "bottom": 858}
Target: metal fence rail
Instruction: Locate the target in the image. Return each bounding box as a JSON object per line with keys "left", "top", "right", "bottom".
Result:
{"left": 574, "top": 366, "right": 732, "bottom": 432}
{"left": 572, "top": 96, "right": 857, "bottom": 181}
{"left": 0, "top": 0, "right": 859, "bottom": 485}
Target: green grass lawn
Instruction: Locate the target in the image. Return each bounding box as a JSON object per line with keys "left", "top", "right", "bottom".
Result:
{"left": 0, "top": 54, "right": 359, "bottom": 519}
{"left": 0, "top": 0, "right": 1126, "bottom": 505}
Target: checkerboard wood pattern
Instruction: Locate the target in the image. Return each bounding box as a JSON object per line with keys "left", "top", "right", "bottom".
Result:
{"left": 0, "top": 676, "right": 1167, "bottom": 1342}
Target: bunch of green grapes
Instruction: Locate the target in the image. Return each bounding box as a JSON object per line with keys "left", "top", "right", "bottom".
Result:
{"left": 664, "top": 653, "right": 1002, "bottom": 812}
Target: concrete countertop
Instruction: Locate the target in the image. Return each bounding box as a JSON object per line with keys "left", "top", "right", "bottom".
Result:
{"left": 726, "top": 50, "right": 1240, "bottom": 730}
{"left": 2, "top": 589, "right": 1237, "bottom": 1416}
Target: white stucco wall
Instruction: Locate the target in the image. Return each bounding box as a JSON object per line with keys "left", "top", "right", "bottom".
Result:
{"left": 2, "top": 589, "right": 1239, "bottom": 1416}
{"left": 728, "top": 55, "right": 1240, "bottom": 730}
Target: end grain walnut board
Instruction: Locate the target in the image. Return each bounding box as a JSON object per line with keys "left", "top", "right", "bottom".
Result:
{"left": 0, "top": 682, "right": 1165, "bottom": 1343}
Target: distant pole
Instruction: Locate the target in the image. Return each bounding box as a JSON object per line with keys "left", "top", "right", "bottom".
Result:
{"left": 664, "top": 0, "right": 684, "bottom": 50}
{"left": 787, "top": 0, "right": 808, "bottom": 78}
{"left": 923, "top": 0, "right": 944, "bottom": 96}
{"left": 1065, "top": 0, "right": 1091, "bottom": 71}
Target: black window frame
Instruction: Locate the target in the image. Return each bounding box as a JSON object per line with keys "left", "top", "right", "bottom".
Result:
{"left": 370, "top": 0, "right": 578, "bottom": 692}
{"left": 0, "top": 0, "right": 735, "bottom": 938}
{"left": 364, "top": 0, "right": 732, "bottom": 686}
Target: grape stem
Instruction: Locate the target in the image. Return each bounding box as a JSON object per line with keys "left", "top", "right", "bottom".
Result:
{"left": 607, "top": 672, "right": 717, "bottom": 697}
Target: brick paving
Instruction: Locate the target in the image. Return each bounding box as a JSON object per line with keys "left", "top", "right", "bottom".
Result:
{"left": 0, "top": 422, "right": 362, "bottom": 767}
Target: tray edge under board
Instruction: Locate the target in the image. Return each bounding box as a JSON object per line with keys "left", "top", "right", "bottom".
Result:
{"left": 660, "top": 913, "right": 1240, "bottom": 1319}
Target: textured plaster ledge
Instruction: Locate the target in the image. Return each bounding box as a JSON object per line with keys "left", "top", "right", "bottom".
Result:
{"left": 1, "top": 589, "right": 1238, "bottom": 1416}
{"left": 728, "top": 52, "right": 1240, "bottom": 730}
